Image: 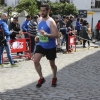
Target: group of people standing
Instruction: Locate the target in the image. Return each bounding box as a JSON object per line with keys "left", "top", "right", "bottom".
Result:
{"left": 54, "top": 15, "right": 92, "bottom": 50}
{"left": 0, "top": 13, "right": 22, "bottom": 67}
{"left": 54, "top": 15, "right": 75, "bottom": 53}
{"left": 76, "top": 18, "right": 92, "bottom": 48}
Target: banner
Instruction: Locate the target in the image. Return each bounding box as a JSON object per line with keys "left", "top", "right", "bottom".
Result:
{"left": 9, "top": 39, "right": 26, "bottom": 53}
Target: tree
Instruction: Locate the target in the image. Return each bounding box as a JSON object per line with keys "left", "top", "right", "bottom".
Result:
{"left": 49, "top": 2, "right": 78, "bottom": 16}
{"left": 4, "top": 6, "right": 15, "bottom": 16}
{"left": 16, "top": 0, "right": 39, "bottom": 17}
{"left": 16, "top": 0, "right": 78, "bottom": 17}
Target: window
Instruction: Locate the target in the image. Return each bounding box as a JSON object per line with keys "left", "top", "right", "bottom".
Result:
{"left": 91, "top": 0, "right": 100, "bottom": 8}
{"left": 60, "top": 0, "right": 70, "bottom": 3}
{"left": 95, "top": 0, "right": 100, "bottom": 8}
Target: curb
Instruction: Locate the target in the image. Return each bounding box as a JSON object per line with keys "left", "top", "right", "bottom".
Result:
{"left": 76, "top": 46, "right": 99, "bottom": 52}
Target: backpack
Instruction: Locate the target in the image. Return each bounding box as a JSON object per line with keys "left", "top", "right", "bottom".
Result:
{"left": 0, "top": 25, "right": 7, "bottom": 46}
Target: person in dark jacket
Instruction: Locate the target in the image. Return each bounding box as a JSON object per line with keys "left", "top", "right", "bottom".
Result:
{"left": 60, "top": 22, "right": 67, "bottom": 46}
{"left": 80, "top": 20, "right": 89, "bottom": 48}
{"left": 9, "top": 17, "right": 21, "bottom": 40}
{"left": 0, "top": 13, "right": 18, "bottom": 67}
{"left": 59, "top": 15, "right": 69, "bottom": 28}
{"left": 66, "top": 16, "right": 74, "bottom": 29}
{"left": 9, "top": 17, "right": 23, "bottom": 56}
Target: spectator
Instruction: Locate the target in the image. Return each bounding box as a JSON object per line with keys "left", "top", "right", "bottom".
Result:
{"left": 22, "top": 15, "right": 31, "bottom": 52}
{"left": 76, "top": 18, "right": 81, "bottom": 41}
{"left": 66, "top": 16, "right": 70, "bottom": 21}
{"left": 55, "top": 17, "right": 62, "bottom": 52}
{"left": 0, "top": 13, "right": 18, "bottom": 67}
{"left": 55, "top": 17, "right": 60, "bottom": 30}
{"left": 21, "top": 15, "right": 31, "bottom": 38}
{"left": 87, "top": 23, "right": 91, "bottom": 46}
{"left": 28, "top": 15, "right": 38, "bottom": 55}
{"left": 9, "top": 17, "right": 23, "bottom": 56}
{"left": 59, "top": 15, "right": 67, "bottom": 28}
{"left": 80, "top": 18, "right": 84, "bottom": 25}
{"left": 22, "top": 15, "right": 31, "bottom": 32}
{"left": 96, "top": 20, "right": 100, "bottom": 41}
{"left": 60, "top": 22, "right": 67, "bottom": 46}
{"left": 63, "top": 15, "right": 68, "bottom": 26}
{"left": 80, "top": 20, "right": 89, "bottom": 48}
{"left": 66, "top": 16, "right": 74, "bottom": 29}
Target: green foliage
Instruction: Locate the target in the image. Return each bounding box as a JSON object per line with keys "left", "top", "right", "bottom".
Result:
{"left": 16, "top": 0, "right": 78, "bottom": 16}
{"left": 16, "top": 0, "right": 39, "bottom": 17}
{"left": 49, "top": 2, "right": 78, "bottom": 16}
{"left": 4, "top": 6, "right": 15, "bottom": 16}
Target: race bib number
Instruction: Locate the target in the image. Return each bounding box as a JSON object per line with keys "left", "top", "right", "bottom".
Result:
{"left": 39, "top": 35, "right": 49, "bottom": 43}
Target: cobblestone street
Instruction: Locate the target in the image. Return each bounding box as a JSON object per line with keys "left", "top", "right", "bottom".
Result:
{"left": 0, "top": 48, "right": 100, "bottom": 100}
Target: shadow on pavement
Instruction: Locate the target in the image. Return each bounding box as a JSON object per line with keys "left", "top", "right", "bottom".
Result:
{"left": 0, "top": 50, "right": 100, "bottom": 100}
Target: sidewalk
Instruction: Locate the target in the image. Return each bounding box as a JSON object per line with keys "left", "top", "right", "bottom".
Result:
{"left": 61, "top": 41, "right": 100, "bottom": 53}
{"left": 0, "top": 47, "right": 100, "bottom": 100}
{"left": 76, "top": 42, "right": 99, "bottom": 52}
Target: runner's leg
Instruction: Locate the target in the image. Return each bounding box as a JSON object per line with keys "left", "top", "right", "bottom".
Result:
{"left": 49, "top": 60, "right": 57, "bottom": 78}
{"left": 34, "top": 53, "right": 43, "bottom": 79}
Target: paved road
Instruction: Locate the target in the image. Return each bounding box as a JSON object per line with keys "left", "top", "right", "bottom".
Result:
{"left": 0, "top": 48, "right": 100, "bottom": 100}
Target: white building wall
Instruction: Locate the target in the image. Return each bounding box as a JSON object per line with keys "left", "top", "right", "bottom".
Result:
{"left": 5, "top": 0, "right": 19, "bottom": 7}
{"left": 84, "top": 12, "right": 100, "bottom": 30}
{"left": 49, "top": 0, "right": 60, "bottom": 2}
{"left": 71, "top": 0, "right": 100, "bottom": 30}
{"left": 37, "top": 0, "right": 60, "bottom": 3}
{"left": 70, "top": 0, "right": 91, "bottom": 10}
{"left": 18, "top": 17, "right": 26, "bottom": 29}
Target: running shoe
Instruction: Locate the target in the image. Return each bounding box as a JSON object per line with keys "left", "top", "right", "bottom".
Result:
{"left": 36, "top": 78, "right": 45, "bottom": 88}
{"left": 11, "top": 64, "right": 19, "bottom": 67}
{"left": 51, "top": 78, "right": 57, "bottom": 87}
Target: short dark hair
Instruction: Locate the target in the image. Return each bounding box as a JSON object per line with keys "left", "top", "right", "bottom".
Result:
{"left": 83, "top": 20, "right": 88, "bottom": 26}
{"left": 66, "top": 16, "right": 69, "bottom": 19}
{"left": 40, "top": 3, "right": 50, "bottom": 10}
{"left": 62, "top": 22, "right": 66, "bottom": 26}
{"left": 37, "top": 13, "right": 40, "bottom": 17}
{"left": 26, "top": 15, "right": 31, "bottom": 19}
{"left": 77, "top": 18, "right": 80, "bottom": 21}
{"left": 63, "top": 15, "right": 66, "bottom": 19}
{"left": 13, "top": 17, "right": 18, "bottom": 21}
{"left": 80, "top": 18, "right": 84, "bottom": 23}
{"left": 98, "top": 20, "right": 100, "bottom": 22}
{"left": 70, "top": 16, "right": 74, "bottom": 19}
{"left": 33, "top": 15, "right": 38, "bottom": 19}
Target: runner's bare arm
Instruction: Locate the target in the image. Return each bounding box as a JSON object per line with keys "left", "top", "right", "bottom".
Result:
{"left": 47, "top": 20, "right": 59, "bottom": 38}
{"left": 39, "top": 19, "right": 59, "bottom": 38}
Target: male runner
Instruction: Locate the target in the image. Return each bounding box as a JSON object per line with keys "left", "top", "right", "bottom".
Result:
{"left": 34, "top": 3, "right": 59, "bottom": 88}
